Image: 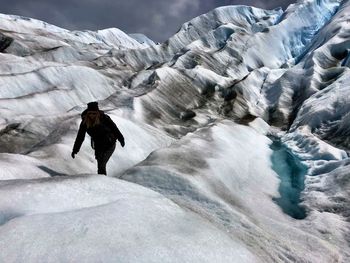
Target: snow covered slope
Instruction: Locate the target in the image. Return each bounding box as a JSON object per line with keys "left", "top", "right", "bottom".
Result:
{"left": 1, "top": 0, "right": 350, "bottom": 262}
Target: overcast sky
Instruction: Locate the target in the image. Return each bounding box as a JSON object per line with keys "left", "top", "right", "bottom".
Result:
{"left": 2, "top": 0, "right": 295, "bottom": 42}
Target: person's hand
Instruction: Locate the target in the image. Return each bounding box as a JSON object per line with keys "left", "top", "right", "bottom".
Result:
{"left": 120, "top": 140, "right": 125, "bottom": 147}
{"left": 71, "top": 152, "right": 76, "bottom": 159}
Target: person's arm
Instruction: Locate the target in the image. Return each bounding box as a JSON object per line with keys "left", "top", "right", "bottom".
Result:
{"left": 72, "top": 121, "right": 87, "bottom": 158}
{"left": 105, "top": 115, "right": 125, "bottom": 147}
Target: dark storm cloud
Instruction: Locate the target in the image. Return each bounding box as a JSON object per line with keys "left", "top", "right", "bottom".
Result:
{"left": 1, "top": 0, "right": 295, "bottom": 42}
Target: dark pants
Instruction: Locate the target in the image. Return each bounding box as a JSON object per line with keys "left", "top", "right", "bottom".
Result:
{"left": 95, "top": 143, "right": 116, "bottom": 175}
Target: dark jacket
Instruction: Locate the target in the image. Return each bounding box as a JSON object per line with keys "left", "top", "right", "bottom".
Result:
{"left": 73, "top": 110, "right": 124, "bottom": 154}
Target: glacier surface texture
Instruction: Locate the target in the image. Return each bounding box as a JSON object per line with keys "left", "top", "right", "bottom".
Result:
{"left": 0, "top": 0, "right": 350, "bottom": 262}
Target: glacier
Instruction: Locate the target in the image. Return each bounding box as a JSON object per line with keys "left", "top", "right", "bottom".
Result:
{"left": 0, "top": 0, "right": 350, "bottom": 262}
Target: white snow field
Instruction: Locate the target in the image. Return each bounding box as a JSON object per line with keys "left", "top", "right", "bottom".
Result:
{"left": 0, "top": 0, "right": 350, "bottom": 262}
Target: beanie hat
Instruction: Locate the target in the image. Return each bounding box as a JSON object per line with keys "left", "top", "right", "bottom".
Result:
{"left": 87, "top": 101, "right": 99, "bottom": 111}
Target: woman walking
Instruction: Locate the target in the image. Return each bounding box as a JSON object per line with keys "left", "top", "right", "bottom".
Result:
{"left": 72, "top": 102, "right": 125, "bottom": 175}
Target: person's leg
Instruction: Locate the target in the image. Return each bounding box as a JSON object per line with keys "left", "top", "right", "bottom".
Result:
{"left": 96, "top": 143, "right": 116, "bottom": 175}
{"left": 97, "top": 159, "right": 107, "bottom": 175}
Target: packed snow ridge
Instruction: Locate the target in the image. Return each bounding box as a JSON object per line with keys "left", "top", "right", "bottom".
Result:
{"left": 0, "top": 0, "right": 350, "bottom": 262}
